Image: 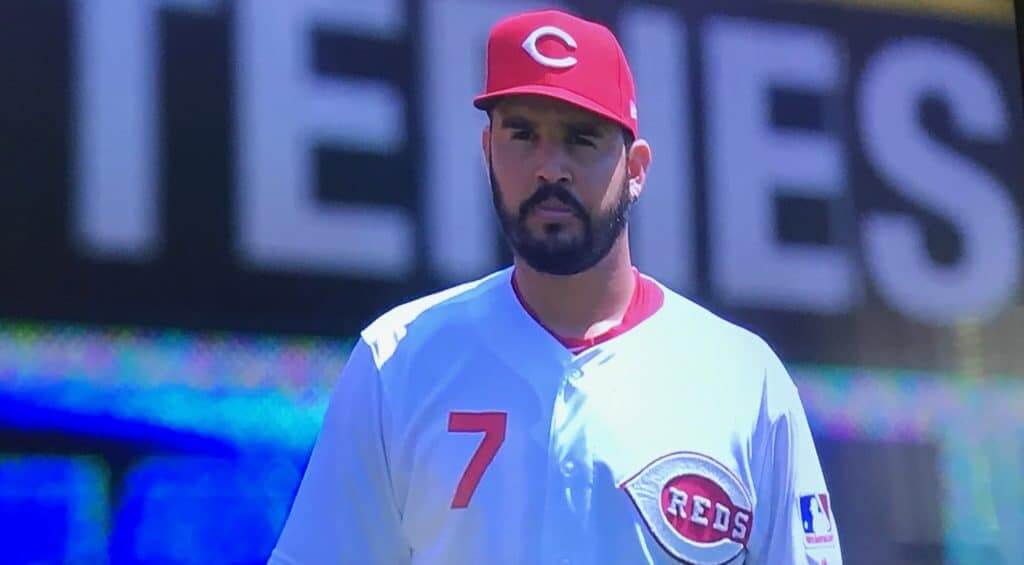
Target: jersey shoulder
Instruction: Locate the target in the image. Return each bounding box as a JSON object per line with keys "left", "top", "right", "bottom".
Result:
{"left": 654, "top": 281, "right": 771, "bottom": 356}
{"left": 652, "top": 279, "right": 801, "bottom": 418}
{"left": 359, "top": 267, "right": 511, "bottom": 368}
{"left": 651, "top": 279, "right": 793, "bottom": 388}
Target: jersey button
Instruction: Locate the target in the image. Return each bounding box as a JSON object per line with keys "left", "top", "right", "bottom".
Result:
{"left": 568, "top": 368, "right": 583, "bottom": 380}
{"left": 561, "top": 461, "right": 575, "bottom": 476}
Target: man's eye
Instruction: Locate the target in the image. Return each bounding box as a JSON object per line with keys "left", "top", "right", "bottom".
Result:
{"left": 571, "top": 134, "right": 596, "bottom": 147}
{"left": 511, "top": 130, "right": 533, "bottom": 140}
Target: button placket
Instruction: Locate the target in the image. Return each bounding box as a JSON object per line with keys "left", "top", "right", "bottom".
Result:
{"left": 561, "top": 460, "right": 576, "bottom": 477}
{"left": 542, "top": 370, "right": 594, "bottom": 564}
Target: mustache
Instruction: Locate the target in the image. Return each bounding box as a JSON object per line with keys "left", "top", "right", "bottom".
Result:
{"left": 519, "top": 183, "right": 586, "bottom": 220}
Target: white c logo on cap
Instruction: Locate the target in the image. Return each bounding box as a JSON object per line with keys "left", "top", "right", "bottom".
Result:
{"left": 521, "top": 25, "right": 578, "bottom": 69}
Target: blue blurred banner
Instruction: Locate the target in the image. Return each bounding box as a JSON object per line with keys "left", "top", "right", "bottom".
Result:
{"left": 1, "top": 324, "right": 1022, "bottom": 562}
{"left": 0, "top": 456, "right": 108, "bottom": 563}
{"left": 0, "top": 0, "right": 1022, "bottom": 563}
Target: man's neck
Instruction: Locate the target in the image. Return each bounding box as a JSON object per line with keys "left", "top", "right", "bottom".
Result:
{"left": 512, "top": 237, "right": 636, "bottom": 340}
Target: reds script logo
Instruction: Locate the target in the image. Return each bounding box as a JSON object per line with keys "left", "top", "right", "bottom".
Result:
{"left": 622, "top": 452, "right": 753, "bottom": 564}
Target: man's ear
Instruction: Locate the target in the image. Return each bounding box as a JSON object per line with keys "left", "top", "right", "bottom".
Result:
{"left": 481, "top": 124, "right": 491, "bottom": 173}
{"left": 626, "top": 139, "right": 652, "bottom": 201}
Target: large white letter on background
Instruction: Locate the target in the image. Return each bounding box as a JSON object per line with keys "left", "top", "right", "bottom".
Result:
{"left": 621, "top": 6, "right": 695, "bottom": 294}
{"left": 237, "top": 0, "right": 413, "bottom": 277}
{"left": 706, "top": 17, "right": 854, "bottom": 314}
{"left": 860, "top": 39, "right": 1020, "bottom": 324}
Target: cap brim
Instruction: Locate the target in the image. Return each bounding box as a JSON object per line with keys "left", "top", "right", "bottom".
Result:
{"left": 474, "top": 85, "right": 635, "bottom": 136}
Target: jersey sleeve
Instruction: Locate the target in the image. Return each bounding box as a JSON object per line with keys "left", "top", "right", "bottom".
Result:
{"left": 269, "top": 338, "right": 410, "bottom": 565}
{"left": 748, "top": 350, "right": 843, "bottom": 565}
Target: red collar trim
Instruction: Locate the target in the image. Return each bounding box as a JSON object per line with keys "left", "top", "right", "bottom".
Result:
{"left": 511, "top": 268, "right": 665, "bottom": 354}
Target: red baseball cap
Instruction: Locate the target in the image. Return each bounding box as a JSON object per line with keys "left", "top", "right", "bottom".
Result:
{"left": 473, "top": 10, "right": 639, "bottom": 138}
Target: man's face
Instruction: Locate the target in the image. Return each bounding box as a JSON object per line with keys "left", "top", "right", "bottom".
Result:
{"left": 485, "top": 95, "right": 634, "bottom": 276}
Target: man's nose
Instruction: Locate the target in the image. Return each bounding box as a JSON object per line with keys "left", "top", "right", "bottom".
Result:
{"left": 535, "top": 140, "right": 572, "bottom": 186}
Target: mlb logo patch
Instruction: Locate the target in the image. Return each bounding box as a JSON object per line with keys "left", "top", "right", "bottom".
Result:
{"left": 799, "top": 493, "right": 836, "bottom": 547}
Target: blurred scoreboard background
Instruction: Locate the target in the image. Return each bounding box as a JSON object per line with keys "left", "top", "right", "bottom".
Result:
{"left": 0, "top": 0, "right": 1022, "bottom": 563}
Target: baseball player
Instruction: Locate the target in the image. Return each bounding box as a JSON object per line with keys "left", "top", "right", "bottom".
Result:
{"left": 269, "top": 9, "right": 842, "bottom": 565}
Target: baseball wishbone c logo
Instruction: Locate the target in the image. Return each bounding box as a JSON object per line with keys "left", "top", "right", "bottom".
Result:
{"left": 521, "top": 25, "right": 578, "bottom": 69}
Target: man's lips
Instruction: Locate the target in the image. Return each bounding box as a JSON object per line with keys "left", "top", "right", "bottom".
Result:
{"left": 533, "top": 198, "right": 577, "bottom": 219}
{"left": 534, "top": 208, "right": 575, "bottom": 221}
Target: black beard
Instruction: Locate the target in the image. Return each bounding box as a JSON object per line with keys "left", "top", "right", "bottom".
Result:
{"left": 489, "top": 162, "right": 634, "bottom": 276}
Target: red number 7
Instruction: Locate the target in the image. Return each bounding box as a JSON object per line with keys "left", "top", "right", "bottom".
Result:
{"left": 448, "top": 411, "right": 507, "bottom": 509}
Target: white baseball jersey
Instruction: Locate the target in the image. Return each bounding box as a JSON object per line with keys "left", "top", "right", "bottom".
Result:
{"left": 269, "top": 267, "right": 842, "bottom": 564}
